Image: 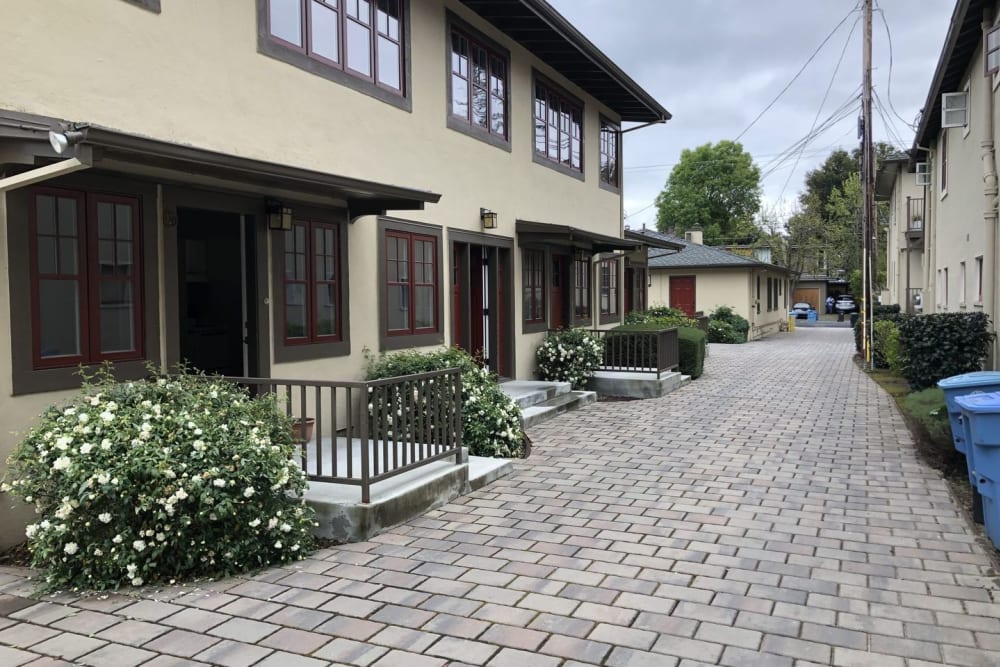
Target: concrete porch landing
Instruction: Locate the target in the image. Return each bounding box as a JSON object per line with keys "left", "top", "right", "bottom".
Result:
{"left": 587, "top": 369, "right": 689, "bottom": 399}
{"left": 301, "top": 439, "right": 513, "bottom": 543}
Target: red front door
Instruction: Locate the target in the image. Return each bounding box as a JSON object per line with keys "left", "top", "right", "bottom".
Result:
{"left": 670, "top": 275, "right": 696, "bottom": 317}
{"left": 550, "top": 255, "right": 567, "bottom": 329}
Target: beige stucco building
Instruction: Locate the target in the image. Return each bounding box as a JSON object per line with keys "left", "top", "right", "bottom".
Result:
{"left": 881, "top": 0, "right": 1000, "bottom": 365}
{"left": 629, "top": 229, "right": 794, "bottom": 341}
{"left": 877, "top": 153, "right": 927, "bottom": 314}
{"left": 0, "top": 0, "right": 670, "bottom": 548}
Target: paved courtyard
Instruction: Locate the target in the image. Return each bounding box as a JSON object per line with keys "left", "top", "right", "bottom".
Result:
{"left": 2, "top": 327, "right": 1000, "bottom": 666}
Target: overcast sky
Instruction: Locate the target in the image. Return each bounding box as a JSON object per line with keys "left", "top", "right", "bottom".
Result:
{"left": 547, "top": 0, "right": 955, "bottom": 230}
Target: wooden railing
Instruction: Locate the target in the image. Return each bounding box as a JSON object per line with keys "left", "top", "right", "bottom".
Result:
{"left": 586, "top": 327, "right": 680, "bottom": 378}
{"left": 225, "top": 369, "right": 462, "bottom": 503}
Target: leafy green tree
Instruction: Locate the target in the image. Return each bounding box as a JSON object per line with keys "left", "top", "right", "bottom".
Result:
{"left": 655, "top": 140, "right": 762, "bottom": 245}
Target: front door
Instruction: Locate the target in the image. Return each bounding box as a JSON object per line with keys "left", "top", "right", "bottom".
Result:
{"left": 670, "top": 275, "right": 696, "bottom": 317}
{"left": 550, "top": 255, "right": 568, "bottom": 329}
{"left": 452, "top": 242, "right": 512, "bottom": 377}
{"left": 177, "top": 209, "right": 253, "bottom": 376}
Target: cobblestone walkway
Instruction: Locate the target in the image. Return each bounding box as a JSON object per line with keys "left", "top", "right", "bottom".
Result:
{"left": 2, "top": 328, "right": 1000, "bottom": 666}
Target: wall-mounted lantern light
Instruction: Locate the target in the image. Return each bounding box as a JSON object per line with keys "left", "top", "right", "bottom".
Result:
{"left": 480, "top": 207, "right": 498, "bottom": 230}
{"left": 266, "top": 199, "right": 292, "bottom": 231}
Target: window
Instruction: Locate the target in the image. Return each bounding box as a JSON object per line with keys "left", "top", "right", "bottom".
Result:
{"left": 30, "top": 188, "right": 143, "bottom": 369}
{"left": 523, "top": 249, "right": 545, "bottom": 324}
{"left": 960, "top": 261, "right": 967, "bottom": 306}
{"left": 573, "top": 256, "right": 591, "bottom": 322}
{"left": 766, "top": 277, "right": 772, "bottom": 312}
{"left": 534, "top": 76, "right": 583, "bottom": 176}
{"left": 449, "top": 24, "right": 508, "bottom": 144}
{"left": 940, "top": 131, "right": 948, "bottom": 195}
{"left": 283, "top": 220, "right": 341, "bottom": 344}
{"left": 756, "top": 276, "right": 761, "bottom": 314}
{"left": 599, "top": 119, "right": 619, "bottom": 189}
{"left": 988, "top": 25, "right": 1000, "bottom": 76}
{"left": 599, "top": 259, "right": 619, "bottom": 321}
{"left": 263, "top": 0, "right": 405, "bottom": 102}
{"left": 384, "top": 229, "right": 438, "bottom": 337}
{"left": 944, "top": 267, "right": 949, "bottom": 308}
{"left": 976, "top": 256, "right": 984, "bottom": 303}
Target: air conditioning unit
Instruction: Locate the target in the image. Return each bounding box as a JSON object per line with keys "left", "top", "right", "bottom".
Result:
{"left": 942, "top": 92, "right": 968, "bottom": 128}
{"left": 915, "top": 162, "right": 931, "bottom": 186}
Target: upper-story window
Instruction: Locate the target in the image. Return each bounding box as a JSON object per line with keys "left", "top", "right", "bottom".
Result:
{"left": 264, "top": 0, "right": 405, "bottom": 102}
{"left": 534, "top": 76, "right": 583, "bottom": 175}
{"left": 449, "top": 25, "right": 508, "bottom": 144}
{"left": 599, "top": 119, "right": 620, "bottom": 189}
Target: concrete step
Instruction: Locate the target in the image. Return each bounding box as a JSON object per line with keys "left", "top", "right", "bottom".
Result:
{"left": 521, "top": 390, "right": 597, "bottom": 429}
{"left": 468, "top": 456, "right": 515, "bottom": 491}
{"left": 588, "top": 370, "right": 686, "bottom": 399}
{"left": 501, "top": 380, "right": 572, "bottom": 410}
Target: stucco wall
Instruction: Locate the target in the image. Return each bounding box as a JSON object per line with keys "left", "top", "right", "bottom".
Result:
{"left": 0, "top": 0, "right": 640, "bottom": 545}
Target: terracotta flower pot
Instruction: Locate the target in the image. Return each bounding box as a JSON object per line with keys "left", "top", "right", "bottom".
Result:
{"left": 291, "top": 417, "right": 315, "bottom": 443}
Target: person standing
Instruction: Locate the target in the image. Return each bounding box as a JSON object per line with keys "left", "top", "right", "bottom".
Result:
{"left": 825, "top": 295, "right": 835, "bottom": 314}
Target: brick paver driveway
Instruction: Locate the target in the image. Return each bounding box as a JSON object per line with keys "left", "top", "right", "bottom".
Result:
{"left": 2, "top": 328, "right": 1000, "bottom": 666}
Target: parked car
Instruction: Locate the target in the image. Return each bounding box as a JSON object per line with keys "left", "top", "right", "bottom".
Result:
{"left": 791, "top": 302, "right": 811, "bottom": 319}
{"left": 835, "top": 295, "right": 857, "bottom": 313}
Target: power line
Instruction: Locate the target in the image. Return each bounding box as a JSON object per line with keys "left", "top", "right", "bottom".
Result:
{"left": 874, "top": 4, "right": 919, "bottom": 132}
{"left": 777, "top": 15, "right": 861, "bottom": 204}
{"left": 735, "top": 3, "right": 861, "bottom": 142}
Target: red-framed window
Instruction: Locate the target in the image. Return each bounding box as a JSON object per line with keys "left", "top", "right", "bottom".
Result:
{"left": 573, "top": 256, "right": 591, "bottom": 321}
{"left": 599, "top": 259, "right": 618, "bottom": 316}
{"left": 523, "top": 249, "right": 545, "bottom": 323}
{"left": 385, "top": 230, "right": 438, "bottom": 335}
{"left": 29, "top": 188, "right": 143, "bottom": 369}
{"left": 534, "top": 80, "right": 583, "bottom": 172}
{"left": 450, "top": 28, "right": 508, "bottom": 140}
{"left": 266, "top": 0, "right": 404, "bottom": 94}
{"left": 599, "top": 119, "right": 620, "bottom": 188}
{"left": 283, "top": 220, "right": 341, "bottom": 344}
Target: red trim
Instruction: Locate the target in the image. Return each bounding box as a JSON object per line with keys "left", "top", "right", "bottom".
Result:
{"left": 385, "top": 230, "right": 439, "bottom": 336}
{"left": 449, "top": 27, "right": 509, "bottom": 140}
{"left": 283, "top": 219, "right": 341, "bottom": 345}
{"left": 599, "top": 259, "right": 618, "bottom": 316}
{"left": 29, "top": 187, "right": 144, "bottom": 370}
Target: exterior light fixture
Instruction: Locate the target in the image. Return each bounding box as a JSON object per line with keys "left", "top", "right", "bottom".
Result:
{"left": 266, "top": 199, "right": 292, "bottom": 231}
{"left": 48, "top": 129, "right": 85, "bottom": 155}
{"left": 480, "top": 208, "right": 498, "bottom": 230}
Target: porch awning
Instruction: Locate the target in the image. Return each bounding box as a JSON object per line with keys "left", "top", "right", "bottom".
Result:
{"left": 0, "top": 110, "right": 441, "bottom": 216}
{"left": 516, "top": 219, "right": 643, "bottom": 254}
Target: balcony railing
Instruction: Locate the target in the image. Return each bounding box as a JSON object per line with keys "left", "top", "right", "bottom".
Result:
{"left": 586, "top": 327, "right": 680, "bottom": 378}
{"left": 226, "top": 369, "right": 462, "bottom": 503}
{"left": 907, "top": 197, "right": 925, "bottom": 231}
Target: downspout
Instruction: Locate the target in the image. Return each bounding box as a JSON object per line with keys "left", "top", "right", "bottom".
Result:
{"left": 983, "top": 11, "right": 1000, "bottom": 368}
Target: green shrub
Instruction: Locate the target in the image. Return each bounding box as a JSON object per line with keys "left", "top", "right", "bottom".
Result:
{"left": 677, "top": 327, "right": 707, "bottom": 379}
{"left": 2, "top": 367, "right": 316, "bottom": 591}
{"left": 536, "top": 328, "right": 603, "bottom": 389}
{"left": 873, "top": 304, "right": 901, "bottom": 316}
{"left": 624, "top": 306, "right": 697, "bottom": 329}
{"left": 854, "top": 312, "right": 911, "bottom": 353}
{"left": 872, "top": 319, "right": 902, "bottom": 371}
{"left": 898, "top": 312, "right": 995, "bottom": 390}
{"left": 707, "top": 306, "right": 748, "bottom": 343}
{"left": 365, "top": 347, "right": 523, "bottom": 458}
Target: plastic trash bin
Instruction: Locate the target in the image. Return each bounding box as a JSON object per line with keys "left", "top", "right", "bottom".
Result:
{"left": 955, "top": 392, "right": 1000, "bottom": 548}
{"left": 938, "top": 372, "right": 1000, "bottom": 457}
{"left": 806, "top": 310, "right": 818, "bottom": 321}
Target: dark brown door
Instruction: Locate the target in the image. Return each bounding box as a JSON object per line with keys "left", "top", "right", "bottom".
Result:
{"left": 670, "top": 275, "right": 696, "bottom": 317}
{"left": 550, "top": 255, "right": 567, "bottom": 329}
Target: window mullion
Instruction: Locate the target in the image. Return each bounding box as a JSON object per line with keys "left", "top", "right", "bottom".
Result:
{"left": 408, "top": 235, "right": 416, "bottom": 334}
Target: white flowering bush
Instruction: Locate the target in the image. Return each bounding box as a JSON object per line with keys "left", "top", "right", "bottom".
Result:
{"left": 536, "top": 328, "right": 603, "bottom": 389}
{"left": 3, "top": 366, "right": 316, "bottom": 591}
{"left": 365, "top": 348, "right": 525, "bottom": 458}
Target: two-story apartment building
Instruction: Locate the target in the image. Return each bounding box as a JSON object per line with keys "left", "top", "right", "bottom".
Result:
{"left": 876, "top": 152, "right": 926, "bottom": 314}
{"left": 0, "top": 0, "right": 670, "bottom": 547}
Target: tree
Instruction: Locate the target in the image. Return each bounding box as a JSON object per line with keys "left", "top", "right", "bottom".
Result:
{"left": 655, "top": 140, "right": 762, "bottom": 245}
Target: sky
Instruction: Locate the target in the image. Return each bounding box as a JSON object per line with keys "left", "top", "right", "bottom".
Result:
{"left": 547, "top": 0, "right": 956, "bottom": 231}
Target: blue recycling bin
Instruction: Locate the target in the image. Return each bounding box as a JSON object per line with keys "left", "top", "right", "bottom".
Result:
{"left": 939, "top": 372, "right": 1000, "bottom": 460}
{"left": 806, "top": 310, "right": 818, "bottom": 321}
{"left": 955, "top": 392, "right": 1000, "bottom": 548}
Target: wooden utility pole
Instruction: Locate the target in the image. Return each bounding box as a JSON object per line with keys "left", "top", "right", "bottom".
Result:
{"left": 861, "top": 0, "right": 875, "bottom": 368}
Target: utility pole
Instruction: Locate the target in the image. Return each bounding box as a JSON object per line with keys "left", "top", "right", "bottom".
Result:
{"left": 861, "top": 0, "right": 875, "bottom": 369}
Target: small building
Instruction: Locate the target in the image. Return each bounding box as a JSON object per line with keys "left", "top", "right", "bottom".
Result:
{"left": 628, "top": 228, "right": 794, "bottom": 340}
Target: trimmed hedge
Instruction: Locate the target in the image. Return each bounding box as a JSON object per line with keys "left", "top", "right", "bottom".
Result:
{"left": 898, "top": 312, "right": 995, "bottom": 390}
{"left": 854, "top": 312, "right": 911, "bottom": 353}
{"left": 873, "top": 304, "right": 901, "bottom": 316}
{"left": 678, "top": 326, "right": 707, "bottom": 379}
